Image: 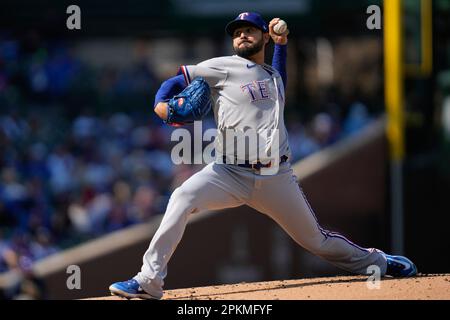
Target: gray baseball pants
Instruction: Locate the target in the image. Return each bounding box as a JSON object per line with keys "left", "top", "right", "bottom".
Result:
{"left": 134, "top": 162, "right": 387, "bottom": 299}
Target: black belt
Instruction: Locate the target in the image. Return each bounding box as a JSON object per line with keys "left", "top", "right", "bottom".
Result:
{"left": 222, "top": 155, "right": 289, "bottom": 170}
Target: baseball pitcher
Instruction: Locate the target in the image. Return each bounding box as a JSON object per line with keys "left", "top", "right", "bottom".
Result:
{"left": 109, "top": 12, "right": 418, "bottom": 300}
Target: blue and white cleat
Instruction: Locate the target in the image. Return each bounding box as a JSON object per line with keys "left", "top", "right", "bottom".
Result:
{"left": 385, "top": 255, "right": 418, "bottom": 277}
{"left": 109, "top": 279, "right": 157, "bottom": 300}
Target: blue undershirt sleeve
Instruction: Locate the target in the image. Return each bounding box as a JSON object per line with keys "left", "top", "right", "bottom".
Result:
{"left": 153, "top": 74, "right": 187, "bottom": 108}
{"left": 272, "top": 44, "right": 287, "bottom": 88}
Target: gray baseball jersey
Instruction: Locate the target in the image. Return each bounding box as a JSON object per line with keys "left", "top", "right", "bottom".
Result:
{"left": 180, "top": 55, "right": 291, "bottom": 163}
{"left": 132, "top": 55, "right": 388, "bottom": 299}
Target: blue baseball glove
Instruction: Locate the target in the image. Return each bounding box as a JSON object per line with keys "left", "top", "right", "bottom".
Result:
{"left": 165, "top": 77, "right": 212, "bottom": 126}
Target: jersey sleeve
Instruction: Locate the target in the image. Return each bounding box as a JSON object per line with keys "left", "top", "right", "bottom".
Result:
{"left": 153, "top": 74, "right": 186, "bottom": 107}
{"left": 178, "top": 58, "right": 228, "bottom": 88}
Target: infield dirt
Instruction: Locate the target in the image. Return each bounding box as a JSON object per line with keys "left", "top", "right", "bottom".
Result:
{"left": 86, "top": 274, "right": 450, "bottom": 300}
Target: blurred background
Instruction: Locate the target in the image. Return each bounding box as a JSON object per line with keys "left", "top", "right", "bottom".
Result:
{"left": 0, "top": 0, "right": 450, "bottom": 299}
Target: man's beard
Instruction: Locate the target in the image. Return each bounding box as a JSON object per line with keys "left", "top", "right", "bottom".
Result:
{"left": 234, "top": 39, "right": 264, "bottom": 59}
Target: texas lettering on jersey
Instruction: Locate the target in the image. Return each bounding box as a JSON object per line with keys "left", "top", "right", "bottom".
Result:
{"left": 240, "top": 79, "right": 285, "bottom": 103}
{"left": 241, "top": 80, "right": 271, "bottom": 101}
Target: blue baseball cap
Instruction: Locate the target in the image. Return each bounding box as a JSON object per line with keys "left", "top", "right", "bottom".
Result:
{"left": 225, "top": 12, "right": 269, "bottom": 36}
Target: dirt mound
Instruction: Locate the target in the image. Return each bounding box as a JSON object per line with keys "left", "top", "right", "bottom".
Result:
{"left": 86, "top": 274, "right": 450, "bottom": 300}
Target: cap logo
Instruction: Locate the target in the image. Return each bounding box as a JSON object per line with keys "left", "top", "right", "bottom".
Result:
{"left": 238, "top": 12, "right": 250, "bottom": 20}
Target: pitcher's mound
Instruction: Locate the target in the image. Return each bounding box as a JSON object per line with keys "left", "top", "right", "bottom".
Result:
{"left": 86, "top": 274, "right": 450, "bottom": 300}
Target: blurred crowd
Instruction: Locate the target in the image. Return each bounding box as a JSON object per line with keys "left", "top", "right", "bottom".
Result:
{"left": 0, "top": 35, "right": 375, "bottom": 284}
{"left": 0, "top": 108, "right": 192, "bottom": 274}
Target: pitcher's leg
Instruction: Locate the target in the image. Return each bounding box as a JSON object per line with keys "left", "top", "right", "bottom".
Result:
{"left": 249, "top": 168, "right": 387, "bottom": 275}
{"left": 134, "top": 163, "right": 245, "bottom": 298}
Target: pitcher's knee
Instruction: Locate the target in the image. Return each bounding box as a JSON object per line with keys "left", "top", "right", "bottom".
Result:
{"left": 301, "top": 234, "right": 331, "bottom": 256}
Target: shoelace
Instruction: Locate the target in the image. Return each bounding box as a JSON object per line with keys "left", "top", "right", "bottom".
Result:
{"left": 126, "top": 280, "right": 145, "bottom": 293}
{"left": 126, "top": 280, "right": 136, "bottom": 287}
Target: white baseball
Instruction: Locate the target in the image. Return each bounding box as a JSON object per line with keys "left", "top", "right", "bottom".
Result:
{"left": 273, "top": 20, "right": 287, "bottom": 35}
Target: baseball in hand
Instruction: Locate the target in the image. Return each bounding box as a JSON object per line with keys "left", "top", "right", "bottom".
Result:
{"left": 273, "top": 20, "right": 287, "bottom": 35}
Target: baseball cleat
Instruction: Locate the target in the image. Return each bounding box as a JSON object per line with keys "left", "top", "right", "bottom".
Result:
{"left": 109, "top": 279, "right": 157, "bottom": 300}
{"left": 384, "top": 255, "right": 418, "bottom": 277}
